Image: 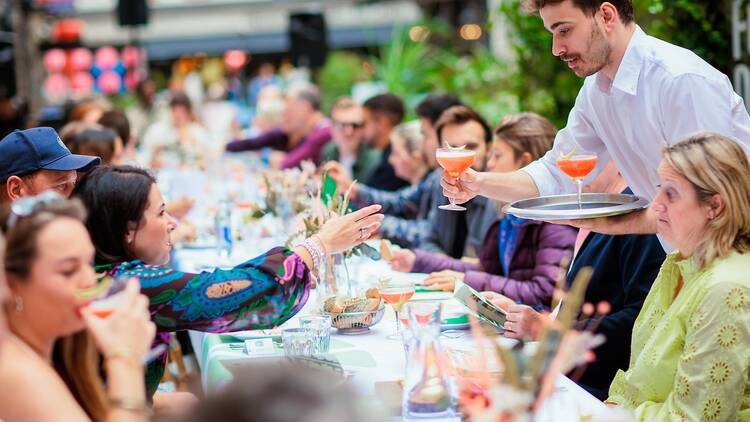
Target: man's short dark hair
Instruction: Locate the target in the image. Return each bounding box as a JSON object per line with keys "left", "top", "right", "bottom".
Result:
{"left": 363, "top": 93, "right": 405, "bottom": 126}
{"left": 522, "top": 0, "right": 634, "bottom": 24}
{"left": 98, "top": 110, "right": 131, "bottom": 146}
{"left": 415, "top": 94, "right": 463, "bottom": 125}
{"left": 434, "top": 105, "right": 493, "bottom": 145}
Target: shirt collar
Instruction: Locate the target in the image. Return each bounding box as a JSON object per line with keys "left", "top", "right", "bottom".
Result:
{"left": 595, "top": 25, "right": 646, "bottom": 96}
{"left": 674, "top": 253, "right": 700, "bottom": 279}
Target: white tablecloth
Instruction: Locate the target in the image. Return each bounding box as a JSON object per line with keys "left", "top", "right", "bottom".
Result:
{"left": 176, "top": 243, "right": 617, "bottom": 421}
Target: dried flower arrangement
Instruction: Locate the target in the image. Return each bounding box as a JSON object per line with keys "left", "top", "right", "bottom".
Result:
{"left": 457, "top": 266, "right": 608, "bottom": 421}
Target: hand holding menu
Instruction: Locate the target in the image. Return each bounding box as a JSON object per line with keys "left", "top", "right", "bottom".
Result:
{"left": 453, "top": 283, "right": 507, "bottom": 331}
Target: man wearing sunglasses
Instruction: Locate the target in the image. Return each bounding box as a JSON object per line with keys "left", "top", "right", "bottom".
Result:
{"left": 321, "top": 97, "right": 381, "bottom": 182}
{"left": 0, "top": 127, "right": 100, "bottom": 204}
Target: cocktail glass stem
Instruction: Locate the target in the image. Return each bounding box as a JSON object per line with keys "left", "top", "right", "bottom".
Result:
{"left": 576, "top": 179, "right": 583, "bottom": 209}
{"left": 394, "top": 308, "right": 402, "bottom": 336}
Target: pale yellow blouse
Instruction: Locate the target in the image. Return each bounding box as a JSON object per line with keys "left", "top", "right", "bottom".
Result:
{"left": 608, "top": 251, "right": 750, "bottom": 421}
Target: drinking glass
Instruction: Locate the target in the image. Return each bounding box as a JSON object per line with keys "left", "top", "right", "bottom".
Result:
{"left": 379, "top": 280, "right": 416, "bottom": 340}
{"left": 299, "top": 315, "right": 332, "bottom": 354}
{"left": 556, "top": 151, "right": 598, "bottom": 209}
{"left": 77, "top": 276, "right": 129, "bottom": 318}
{"left": 436, "top": 148, "right": 476, "bottom": 211}
{"left": 282, "top": 328, "right": 315, "bottom": 357}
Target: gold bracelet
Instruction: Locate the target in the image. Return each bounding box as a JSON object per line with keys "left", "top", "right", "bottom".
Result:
{"left": 109, "top": 397, "right": 151, "bottom": 415}
{"left": 105, "top": 349, "right": 142, "bottom": 367}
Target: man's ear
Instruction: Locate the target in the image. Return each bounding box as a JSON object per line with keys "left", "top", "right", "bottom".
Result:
{"left": 598, "top": 2, "right": 620, "bottom": 31}
{"left": 6, "top": 176, "right": 28, "bottom": 201}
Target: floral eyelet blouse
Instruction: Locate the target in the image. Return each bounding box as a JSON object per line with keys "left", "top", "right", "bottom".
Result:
{"left": 96, "top": 247, "right": 312, "bottom": 396}
{"left": 607, "top": 250, "right": 750, "bottom": 421}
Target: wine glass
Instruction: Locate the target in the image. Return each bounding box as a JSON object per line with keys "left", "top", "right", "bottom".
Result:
{"left": 78, "top": 276, "right": 129, "bottom": 318}
{"left": 556, "top": 151, "right": 598, "bottom": 209}
{"left": 379, "top": 279, "right": 416, "bottom": 340}
{"left": 436, "top": 148, "right": 476, "bottom": 211}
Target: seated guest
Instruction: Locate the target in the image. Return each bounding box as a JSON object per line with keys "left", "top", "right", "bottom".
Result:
{"left": 0, "top": 194, "right": 155, "bottom": 421}
{"left": 73, "top": 165, "right": 383, "bottom": 397}
{"left": 99, "top": 109, "right": 138, "bottom": 163}
{"left": 361, "top": 93, "right": 410, "bottom": 191}
{"left": 419, "top": 105, "right": 497, "bottom": 258}
{"left": 484, "top": 162, "right": 665, "bottom": 399}
{"left": 390, "top": 113, "right": 576, "bottom": 307}
{"left": 604, "top": 133, "right": 750, "bottom": 419}
{"left": 321, "top": 97, "right": 380, "bottom": 182}
{"left": 323, "top": 95, "right": 463, "bottom": 248}
{"left": 68, "top": 127, "right": 125, "bottom": 165}
{"left": 0, "top": 127, "right": 100, "bottom": 204}
{"left": 329, "top": 121, "right": 433, "bottom": 248}
{"left": 226, "top": 83, "right": 332, "bottom": 169}
{"left": 414, "top": 93, "right": 463, "bottom": 160}
{"left": 0, "top": 233, "right": 8, "bottom": 348}
{"left": 176, "top": 364, "right": 382, "bottom": 422}
{"left": 141, "top": 92, "right": 217, "bottom": 169}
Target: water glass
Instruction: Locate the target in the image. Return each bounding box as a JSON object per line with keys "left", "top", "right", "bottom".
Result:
{"left": 299, "top": 315, "right": 332, "bottom": 354}
{"left": 281, "top": 328, "right": 315, "bottom": 357}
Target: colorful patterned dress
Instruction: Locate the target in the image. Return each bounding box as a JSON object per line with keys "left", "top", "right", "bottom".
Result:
{"left": 607, "top": 251, "right": 750, "bottom": 421}
{"left": 96, "top": 246, "right": 312, "bottom": 395}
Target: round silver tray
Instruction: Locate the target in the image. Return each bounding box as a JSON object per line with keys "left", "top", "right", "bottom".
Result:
{"left": 503, "top": 193, "right": 649, "bottom": 221}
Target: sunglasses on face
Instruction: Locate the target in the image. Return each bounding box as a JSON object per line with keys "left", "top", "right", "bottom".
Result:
{"left": 333, "top": 121, "right": 364, "bottom": 130}
{"left": 6, "top": 191, "right": 68, "bottom": 229}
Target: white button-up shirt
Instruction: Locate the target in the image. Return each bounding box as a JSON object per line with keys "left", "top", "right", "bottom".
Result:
{"left": 523, "top": 26, "right": 750, "bottom": 201}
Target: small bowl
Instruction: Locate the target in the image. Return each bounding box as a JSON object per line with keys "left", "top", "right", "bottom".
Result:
{"left": 325, "top": 304, "right": 385, "bottom": 335}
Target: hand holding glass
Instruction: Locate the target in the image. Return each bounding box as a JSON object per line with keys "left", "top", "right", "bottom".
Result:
{"left": 436, "top": 148, "right": 476, "bottom": 211}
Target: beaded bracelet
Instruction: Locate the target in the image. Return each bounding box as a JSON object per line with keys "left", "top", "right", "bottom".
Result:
{"left": 298, "top": 235, "right": 326, "bottom": 273}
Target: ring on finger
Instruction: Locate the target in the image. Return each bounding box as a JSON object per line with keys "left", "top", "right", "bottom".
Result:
{"left": 359, "top": 227, "right": 366, "bottom": 240}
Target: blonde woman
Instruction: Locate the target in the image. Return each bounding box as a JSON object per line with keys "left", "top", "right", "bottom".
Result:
{"left": 326, "top": 120, "right": 436, "bottom": 248}
{"left": 607, "top": 133, "right": 750, "bottom": 420}
{"left": 0, "top": 195, "right": 155, "bottom": 422}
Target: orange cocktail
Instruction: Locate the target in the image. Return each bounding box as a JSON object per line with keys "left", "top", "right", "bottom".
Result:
{"left": 436, "top": 150, "right": 476, "bottom": 177}
{"left": 556, "top": 152, "right": 597, "bottom": 209}
{"left": 380, "top": 287, "right": 416, "bottom": 308}
{"left": 556, "top": 155, "right": 597, "bottom": 181}
{"left": 436, "top": 149, "right": 476, "bottom": 211}
{"left": 379, "top": 283, "right": 416, "bottom": 340}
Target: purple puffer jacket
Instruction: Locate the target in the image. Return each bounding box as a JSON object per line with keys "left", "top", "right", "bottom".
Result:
{"left": 412, "top": 219, "right": 576, "bottom": 307}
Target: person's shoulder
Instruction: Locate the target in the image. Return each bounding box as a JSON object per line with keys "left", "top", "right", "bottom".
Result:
{"left": 642, "top": 33, "right": 728, "bottom": 84}
{"left": 321, "top": 142, "right": 338, "bottom": 160}
{"left": 707, "top": 251, "right": 750, "bottom": 287}
{"left": 0, "top": 341, "right": 67, "bottom": 396}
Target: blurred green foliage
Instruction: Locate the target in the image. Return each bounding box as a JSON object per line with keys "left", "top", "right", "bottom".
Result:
{"left": 317, "top": 0, "right": 732, "bottom": 129}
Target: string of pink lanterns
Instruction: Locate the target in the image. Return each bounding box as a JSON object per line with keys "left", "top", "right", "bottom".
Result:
{"left": 42, "top": 45, "right": 146, "bottom": 103}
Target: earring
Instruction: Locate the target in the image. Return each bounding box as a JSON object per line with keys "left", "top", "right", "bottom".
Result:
{"left": 14, "top": 295, "right": 23, "bottom": 313}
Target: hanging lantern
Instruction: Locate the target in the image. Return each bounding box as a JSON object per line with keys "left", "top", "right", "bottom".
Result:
{"left": 97, "top": 70, "right": 122, "bottom": 95}
{"left": 124, "top": 69, "right": 145, "bottom": 90}
{"left": 43, "top": 49, "right": 67, "bottom": 73}
{"left": 44, "top": 74, "right": 69, "bottom": 102}
{"left": 121, "top": 46, "right": 142, "bottom": 68}
{"left": 71, "top": 71, "right": 94, "bottom": 97}
{"left": 69, "top": 48, "right": 93, "bottom": 71}
{"left": 95, "top": 46, "right": 119, "bottom": 70}
{"left": 223, "top": 50, "right": 246, "bottom": 72}
{"left": 52, "top": 18, "right": 82, "bottom": 44}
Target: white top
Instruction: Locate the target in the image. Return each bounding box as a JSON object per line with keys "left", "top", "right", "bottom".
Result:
{"left": 523, "top": 26, "right": 750, "bottom": 201}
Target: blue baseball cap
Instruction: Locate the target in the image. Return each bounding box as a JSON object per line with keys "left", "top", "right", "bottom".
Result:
{"left": 0, "top": 127, "right": 101, "bottom": 183}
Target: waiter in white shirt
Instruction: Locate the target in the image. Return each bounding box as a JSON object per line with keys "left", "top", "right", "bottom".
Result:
{"left": 441, "top": 0, "right": 750, "bottom": 239}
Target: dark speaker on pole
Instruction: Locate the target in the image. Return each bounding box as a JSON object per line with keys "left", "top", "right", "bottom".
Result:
{"left": 288, "top": 12, "right": 328, "bottom": 68}
{"left": 117, "top": 0, "right": 149, "bottom": 27}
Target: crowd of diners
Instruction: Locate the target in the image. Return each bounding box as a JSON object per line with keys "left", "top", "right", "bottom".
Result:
{"left": 2, "top": 0, "right": 750, "bottom": 421}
